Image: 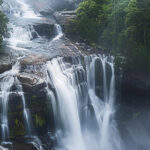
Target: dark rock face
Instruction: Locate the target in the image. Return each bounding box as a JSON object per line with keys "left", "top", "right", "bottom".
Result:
{"left": 5, "top": 54, "right": 55, "bottom": 147}
{"left": 121, "top": 73, "right": 150, "bottom": 95}
{"left": 115, "top": 70, "right": 150, "bottom": 107}
{"left": 0, "top": 53, "right": 14, "bottom": 74}
{"left": 8, "top": 93, "right": 25, "bottom": 139}
{"left": 0, "top": 63, "right": 12, "bottom": 74}
{"left": 33, "top": 24, "right": 55, "bottom": 39}
{"left": 3, "top": 143, "right": 36, "bottom": 150}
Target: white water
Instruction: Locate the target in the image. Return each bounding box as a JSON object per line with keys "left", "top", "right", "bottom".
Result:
{"left": 0, "top": 145, "right": 8, "bottom": 150}
{"left": 4, "top": 0, "right": 41, "bottom": 53}
{"left": 47, "top": 58, "right": 86, "bottom": 150}
{"left": 0, "top": 62, "right": 20, "bottom": 144}
{"left": 15, "top": 78, "right": 32, "bottom": 136}
{"left": 49, "top": 23, "right": 64, "bottom": 47}
{"left": 15, "top": 0, "right": 40, "bottom": 19}
{"left": 8, "top": 24, "right": 32, "bottom": 51}
{"left": 0, "top": 62, "right": 44, "bottom": 149}
{"left": 46, "top": 55, "right": 123, "bottom": 150}
{"left": 52, "top": 24, "right": 63, "bottom": 42}
{"left": 1, "top": 0, "right": 64, "bottom": 148}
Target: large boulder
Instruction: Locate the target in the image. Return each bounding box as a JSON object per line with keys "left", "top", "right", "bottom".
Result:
{"left": 17, "top": 73, "right": 46, "bottom": 93}
{"left": 20, "top": 53, "right": 47, "bottom": 66}
{"left": 19, "top": 54, "right": 47, "bottom": 93}
{"left": 0, "top": 53, "right": 14, "bottom": 74}
{"left": 0, "top": 63, "right": 12, "bottom": 74}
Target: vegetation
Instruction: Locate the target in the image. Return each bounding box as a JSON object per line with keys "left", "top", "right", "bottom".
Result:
{"left": 0, "top": 0, "right": 8, "bottom": 48}
{"left": 34, "top": 114, "right": 45, "bottom": 127}
{"left": 71, "top": 0, "right": 150, "bottom": 73}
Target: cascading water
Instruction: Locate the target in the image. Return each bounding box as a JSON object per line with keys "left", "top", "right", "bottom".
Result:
{"left": 1, "top": 0, "right": 64, "bottom": 148}
{"left": 15, "top": 0, "right": 40, "bottom": 19}
{"left": 14, "top": 78, "right": 32, "bottom": 136}
{"left": 46, "top": 55, "right": 123, "bottom": 150}
{"left": 15, "top": 79, "right": 44, "bottom": 150}
{"left": 52, "top": 24, "right": 63, "bottom": 42}
{"left": 0, "top": 62, "right": 20, "bottom": 144}
{"left": 0, "top": 62, "right": 44, "bottom": 149}
{"left": 47, "top": 58, "right": 86, "bottom": 150}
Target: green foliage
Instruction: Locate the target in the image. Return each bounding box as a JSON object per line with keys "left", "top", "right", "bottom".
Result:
{"left": 31, "top": 95, "right": 37, "bottom": 99}
{"left": 10, "top": 118, "right": 26, "bottom": 138}
{"left": 72, "top": 0, "right": 150, "bottom": 73}
{"left": 133, "top": 111, "right": 141, "bottom": 119}
{"left": 34, "top": 114, "right": 45, "bottom": 127}
{"left": 0, "top": 0, "right": 8, "bottom": 47}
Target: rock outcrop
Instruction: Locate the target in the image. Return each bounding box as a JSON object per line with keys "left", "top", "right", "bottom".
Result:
{"left": 54, "top": 11, "right": 76, "bottom": 25}
{"left": 33, "top": 24, "right": 55, "bottom": 39}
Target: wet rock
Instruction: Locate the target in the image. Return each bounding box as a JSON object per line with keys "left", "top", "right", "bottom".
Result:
{"left": 0, "top": 63, "right": 12, "bottom": 74}
{"left": 0, "top": 53, "right": 14, "bottom": 74}
{"left": 4, "top": 143, "right": 36, "bottom": 150}
{"left": 20, "top": 54, "right": 47, "bottom": 66}
{"left": 8, "top": 93, "right": 26, "bottom": 139}
{"left": 121, "top": 73, "right": 150, "bottom": 96}
{"left": 33, "top": 24, "right": 55, "bottom": 38}
{"left": 25, "top": 92, "right": 55, "bottom": 136}
{"left": 17, "top": 73, "right": 46, "bottom": 93}
{"left": 18, "top": 54, "right": 47, "bottom": 93}
{"left": 54, "top": 11, "right": 76, "bottom": 25}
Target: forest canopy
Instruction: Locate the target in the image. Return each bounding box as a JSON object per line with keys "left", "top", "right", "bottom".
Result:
{"left": 71, "top": 0, "right": 150, "bottom": 73}
{"left": 0, "top": 0, "right": 8, "bottom": 47}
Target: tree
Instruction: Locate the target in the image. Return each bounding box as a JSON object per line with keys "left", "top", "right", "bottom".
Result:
{"left": 71, "top": 0, "right": 150, "bottom": 72}
{"left": 0, "top": 0, "right": 8, "bottom": 48}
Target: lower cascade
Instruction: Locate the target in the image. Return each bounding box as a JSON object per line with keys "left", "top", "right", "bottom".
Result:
{"left": 46, "top": 54, "right": 123, "bottom": 150}
{"left": 0, "top": 54, "right": 123, "bottom": 149}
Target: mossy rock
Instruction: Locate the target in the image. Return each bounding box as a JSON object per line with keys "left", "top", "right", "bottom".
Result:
{"left": 9, "top": 118, "right": 26, "bottom": 139}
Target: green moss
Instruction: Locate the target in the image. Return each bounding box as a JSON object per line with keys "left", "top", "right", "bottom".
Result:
{"left": 10, "top": 118, "right": 26, "bottom": 138}
{"left": 114, "top": 56, "right": 126, "bottom": 69}
{"left": 133, "top": 112, "right": 141, "bottom": 119}
{"left": 90, "top": 42, "right": 97, "bottom": 48}
{"left": 31, "top": 95, "right": 37, "bottom": 99}
{"left": 34, "top": 114, "right": 45, "bottom": 127}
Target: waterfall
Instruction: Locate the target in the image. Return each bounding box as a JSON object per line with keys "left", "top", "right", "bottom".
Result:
{"left": 52, "top": 24, "right": 63, "bottom": 42}
{"left": 46, "top": 55, "right": 123, "bottom": 150}
{"left": 8, "top": 24, "right": 33, "bottom": 51}
{"left": 0, "top": 62, "right": 20, "bottom": 144}
{"left": 14, "top": 78, "right": 32, "bottom": 136}
{"left": 1, "top": 0, "right": 125, "bottom": 149}
{"left": 15, "top": 0, "right": 40, "bottom": 19}
{"left": 47, "top": 58, "right": 86, "bottom": 150}
{"left": 14, "top": 76, "right": 44, "bottom": 150}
